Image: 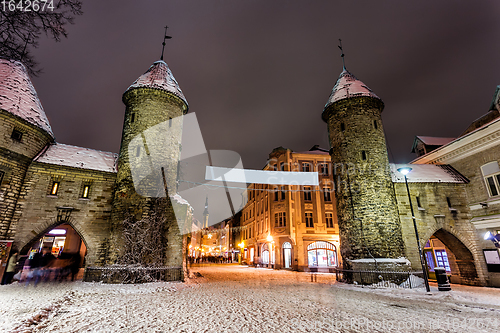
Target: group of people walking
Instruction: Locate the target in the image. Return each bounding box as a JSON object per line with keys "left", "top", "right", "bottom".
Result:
{"left": 1, "top": 248, "right": 82, "bottom": 286}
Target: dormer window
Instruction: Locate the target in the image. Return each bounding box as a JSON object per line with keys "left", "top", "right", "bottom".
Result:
{"left": 11, "top": 129, "right": 22, "bottom": 142}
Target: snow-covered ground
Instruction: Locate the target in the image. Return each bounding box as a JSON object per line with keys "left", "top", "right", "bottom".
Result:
{"left": 1, "top": 264, "right": 499, "bottom": 332}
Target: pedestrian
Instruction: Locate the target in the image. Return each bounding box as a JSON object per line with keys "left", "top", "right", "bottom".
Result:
{"left": 41, "top": 249, "right": 56, "bottom": 282}
{"left": 1, "top": 249, "right": 18, "bottom": 285}
{"left": 25, "top": 251, "right": 43, "bottom": 286}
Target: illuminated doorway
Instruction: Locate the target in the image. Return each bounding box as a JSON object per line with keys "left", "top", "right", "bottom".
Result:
{"left": 282, "top": 242, "right": 292, "bottom": 269}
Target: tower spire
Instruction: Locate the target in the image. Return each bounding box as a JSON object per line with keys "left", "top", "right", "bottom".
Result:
{"left": 160, "top": 25, "right": 172, "bottom": 61}
{"left": 338, "top": 39, "right": 346, "bottom": 71}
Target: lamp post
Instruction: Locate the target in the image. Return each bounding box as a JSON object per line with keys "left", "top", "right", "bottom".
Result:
{"left": 397, "top": 167, "right": 431, "bottom": 293}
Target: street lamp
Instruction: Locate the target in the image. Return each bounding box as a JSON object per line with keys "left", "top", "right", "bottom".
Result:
{"left": 484, "top": 231, "right": 500, "bottom": 248}
{"left": 398, "top": 167, "right": 431, "bottom": 292}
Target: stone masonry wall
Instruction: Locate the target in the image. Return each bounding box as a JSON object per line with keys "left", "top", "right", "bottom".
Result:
{"left": 0, "top": 111, "right": 53, "bottom": 239}
{"left": 109, "top": 87, "right": 187, "bottom": 269}
{"left": 394, "top": 181, "right": 487, "bottom": 285}
{"left": 12, "top": 162, "right": 116, "bottom": 266}
{"left": 323, "top": 96, "right": 405, "bottom": 267}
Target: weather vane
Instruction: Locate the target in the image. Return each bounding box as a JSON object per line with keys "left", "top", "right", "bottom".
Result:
{"left": 160, "top": 25, "right": 172, "bottom": 61}
{"left": 338, "top": 39, "right": 346, "bottom": 70}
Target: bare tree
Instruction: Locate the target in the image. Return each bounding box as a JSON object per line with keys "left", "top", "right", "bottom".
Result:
{"left": 0, "top": 0, "right": 82, "bottom": 75}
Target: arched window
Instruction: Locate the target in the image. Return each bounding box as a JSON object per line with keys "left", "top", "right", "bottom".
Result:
{"left": 307, "top": 241, "right": 337, "bottom": 267}
{"left": 262, "top": 243, "right": 269, "bottom": 264}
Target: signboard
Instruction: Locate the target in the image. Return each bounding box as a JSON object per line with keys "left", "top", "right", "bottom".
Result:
{"left": 483, "top": 249, "right": 500, "bottom": 272}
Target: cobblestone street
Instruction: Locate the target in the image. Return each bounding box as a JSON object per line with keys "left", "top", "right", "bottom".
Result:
{"left": 1, "top": 264, "right": 500, "bottom": 332}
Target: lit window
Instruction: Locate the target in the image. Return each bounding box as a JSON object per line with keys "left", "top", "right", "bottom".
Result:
{"left": 325, "top": 213, "right": 334, "bottom": 228}
{"left": 11, "top": 129, "right": 23, "bottom": 142}
{"left": 82, "top": 185, "right": 90, "bottom": 199}
{"left": 50, "top": 181, "right": 60, "bottom": 196}
{"left": 323, "top": 187, "right": 331, "bottom": 202}
{"left": 305, "top": 212, "right": 314, "bottom": 228}
{"left": 304, "top": 187, "right": 312, "bottom": 201}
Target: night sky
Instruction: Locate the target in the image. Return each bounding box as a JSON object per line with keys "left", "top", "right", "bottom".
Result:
{"left": 30, "top": 1, "right": 500, "bottom": 169}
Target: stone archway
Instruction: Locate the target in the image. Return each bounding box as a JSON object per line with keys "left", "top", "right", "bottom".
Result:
{"left": 424, "top": 228, "right": 479, "bottom": 285}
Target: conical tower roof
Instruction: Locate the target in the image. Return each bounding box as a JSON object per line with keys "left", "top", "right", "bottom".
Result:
{"left": 0, "top": 59, "right": 54, "bottom": 138}
{"left": 125, "top": 60, "right": 188, "bottom": 109}
{"left": 324, "top": 69, "right": 381, "bottom": 110}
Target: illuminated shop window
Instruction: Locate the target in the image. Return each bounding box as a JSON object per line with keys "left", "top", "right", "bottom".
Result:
{"left": 307, "top": 241, "right": 337, "bottom": 267}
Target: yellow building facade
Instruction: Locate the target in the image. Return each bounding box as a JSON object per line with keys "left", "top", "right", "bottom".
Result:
{"left": 240, "top": 146, "right": 340, "bottom": 271}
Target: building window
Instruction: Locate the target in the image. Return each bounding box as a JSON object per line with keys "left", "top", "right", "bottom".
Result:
{"left": 325, "top": 213, "right": 334, "bottom": 228}
{"left": 82, "top": 184, "right": 90, "bottom": 199}
{"left": 305, "top": 212, "right": 314, "bottom": 228}
{"left": 280, "top": 162, "right": 285, "bottom": 171}
{"left": 281, "top": 186, "right": 285, "bottom": 200}
{"left": 481, "top": 161, "right": 500, "bottom": 197}
{"left": 361, "top": 150, "right": 367, "bottom": 160}
{"left": 11, "top": 129, "right": 23, "bottom": 142}
{"left": 274, "top": 212, "right": 286, "bottom": 227}
{"left": 323, "top": 187, "right": 332, "bottom": 202}
{"left": 319, "top": 163, "right": 329, "bottom": 176}
{"left": 302, "top": 162, "right": 311, "bottom": 172}
{"left": 274, "top": 188, "right": 279, "bottom": 201}
{"left": 307, "top": 241, "right": 337, "bottom": 267}
{"left": 303, "top": 186, "right": 312, "bottom": 201}
{"left": 416, "top": 196, "right": 422, "bottom": 208}
{"left": 50, "top": 181, "right": 60, "bottom": 196}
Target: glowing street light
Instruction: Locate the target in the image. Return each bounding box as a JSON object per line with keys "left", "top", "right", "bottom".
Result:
{"left": 484, "top": 231, "right": 500, "bottom": 248}
{"left": 266, "top": 234, "right": 273, "bottom": 242}
{"left": 397, "top": 167, "right": 431, "bottom": 293}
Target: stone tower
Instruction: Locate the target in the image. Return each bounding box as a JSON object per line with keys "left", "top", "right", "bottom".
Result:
{"left": 109, "top": 60, "right": 188, "bottom": 267}
{"left": 321, "top": 68, "right": 406, "bottom": 270}
{"left": 203, "top": 197, "right": 209, "bottom": 228}
{"left": 0, "top": 59, "right": 54, "bottom": 240}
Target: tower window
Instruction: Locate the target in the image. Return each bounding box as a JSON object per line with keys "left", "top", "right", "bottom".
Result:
{"left": 136, "top": 146, "right": 141, "bottom": 157}
{"left": 130, "top": 113, "right": 136, "bottom": 123}
{"left": 373, "top": 120, "right": 378, "bottom": 129}
{"left": 361, "top": 151, "right": 367, "bottom": 160}
{"left": 416, "top": 196, "right": 422, "bottom": 208}
{"left": 169, "top": 117, "right": 172, "bottom": 127}
{"left": 340, "top": 123, "right": 345, "bottom": 132}
{"left": 446, "top": 197, "right": 452, "bottom": 208}
{"left": 82, "top": 184, "right": 91, "bottom": 199}
{"left": 50, "top": 181, "right": 60, "bottom": 196}
{"left": 11, "top": 129, "right": 23, "bottom": 142}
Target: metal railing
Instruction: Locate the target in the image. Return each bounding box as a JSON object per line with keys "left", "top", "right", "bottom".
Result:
{"left": 335, "top": 268, "right": 425, "bottom": 289}
{"left": 84, "top": 266, "right": 183, "bottom": 284}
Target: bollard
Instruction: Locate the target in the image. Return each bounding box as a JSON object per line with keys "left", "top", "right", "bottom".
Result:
{"left": 434, "top": 267, "right": 451, "bottom": 291}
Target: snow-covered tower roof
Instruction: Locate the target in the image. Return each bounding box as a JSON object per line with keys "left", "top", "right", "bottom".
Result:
{"left": 0, "top": 59, "right": 54, "bottom": 138}
{"left": 125, "top": 60, "right": 188, "bottom": 109}
{"left": 324, "top": 69, "right": 381, "bottom": 110}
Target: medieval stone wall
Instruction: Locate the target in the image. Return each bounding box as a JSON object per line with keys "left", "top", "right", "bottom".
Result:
{"left": 324, "top": 96, "right": 405, "bottom": 266}
{"left": 0, "top": 111, "right": 52, "bottom": 239}
{"left": 394, "top": 181, "right": 487, "bottom": 285}
{"left": 12, "top": 162, "right": 115, "bottom": 266}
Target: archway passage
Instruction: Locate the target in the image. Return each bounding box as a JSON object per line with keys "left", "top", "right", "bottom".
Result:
{"left": 20, "top": 223, "right": 87, "bottom": 281}
{"left": 424, "top": 229, "right": 479, "bottom": 285}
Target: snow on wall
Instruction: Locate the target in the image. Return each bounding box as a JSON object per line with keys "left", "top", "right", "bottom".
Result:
{"left": 126, "top": 60, "right": 188, "bottom": 108}
{"left": 390, "top": 163, "right": 468, "bottom": 183}
{"left": 325, "top": 69, "right": 381, "bottom": 108}
{"left": 35, "top": 143, "right": 117, "bottom": 173}
{"left": 0, "top": 59, "right": 53, "bottom": 137}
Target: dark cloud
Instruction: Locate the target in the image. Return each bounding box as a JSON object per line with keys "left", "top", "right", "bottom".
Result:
{"left": 30, "top": 0, "right": 500, "bottom": 168}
